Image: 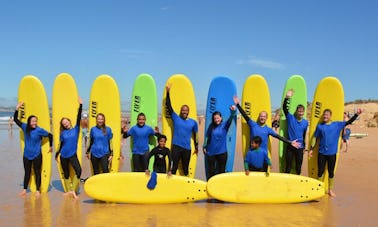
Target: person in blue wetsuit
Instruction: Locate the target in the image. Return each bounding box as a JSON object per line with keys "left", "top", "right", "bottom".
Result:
{"left": 309, "top": 108, "right": 362, "bottom": 197}
{"left": 233, "top": 96, "right": 301, "bottom": 152}
{"left": 203, "top": 106, "right": 236, "bottom": 180}
{"left": 282, "top": 89, "right": 309, "bottom": 174}
{"left": 165, "top": 84, "right": 199, "bottom": 176}
{"left": 55, "top": 97, "right": 83, "bottom": 199}
{"left": 86, "top": 113, "right": 113, "bottom": 175}
{"left": 13, "top": 102, "right": 53, "bottom": 197}
{"left": 145, "top": 134, "right": 173, "bottom": 175}
{"left": 122, "top": 112, "right": 160, "bottom": 172}
{"left": 244, "top": 136, "right": 271, "bottom": 175}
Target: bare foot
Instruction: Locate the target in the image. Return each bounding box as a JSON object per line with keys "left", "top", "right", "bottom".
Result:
{"left": 70, "top": 191, "right": 78, "bottom": 199}
{"left": 19, "top": 189, "right": 27, "bottom": 197}
{"left": 34, "top": 191, "right": 40, "bottom": 198}
{"left": 63, "top": 191, "right": 71, "bottom": 196}
{"left": 328, "top": 190, "right": 336, "bottom": 197}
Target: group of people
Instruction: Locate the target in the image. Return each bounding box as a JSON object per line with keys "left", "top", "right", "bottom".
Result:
{"left": 14, "top": 85, "right": 361, "bottom": 199}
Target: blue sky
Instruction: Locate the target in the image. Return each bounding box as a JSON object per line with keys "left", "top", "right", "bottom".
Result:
{"left": 1, "top": 1, "right": 377, "bottom": 113}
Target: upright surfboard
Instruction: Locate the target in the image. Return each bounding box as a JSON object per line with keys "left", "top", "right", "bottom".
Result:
{"left": 52, "top": 73, "right": 82, "bottom": 192}
{"left": 162, "top": 74, "right": 198, "bottom": 178}
{"left": 130, "top": 73, "right": 158, "bottom": 171}
{"left": 308, "top": 76, "right": 344, "bottom": 192}
{"left": 241, "top": 75, "right": 272, "bottom": 159}
{"left": 278, "top": 75, "right": 307, "bottom": 173}
{"left": 17, "top": 75, "right": 51, "bottom": 192}
{"left": 88, "top": 75, "right": 121, "bottom": 173}
{"left": 84, "top": 172, "right": 208, "bottom": 203}
{"left": 204, "top": 76, "right": 237, "bottom": 180}
{"left": 207, "top": 172, "right": 325, "bottom": 203}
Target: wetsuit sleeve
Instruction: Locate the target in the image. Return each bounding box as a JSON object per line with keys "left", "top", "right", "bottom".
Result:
{"left": 13, "top": 110, "right": 22, "bottom": 127}
{"left": 165, "top": 91, "right": 174, "bottom": 115}
{"left": 87, "top": 133, "right": 94, "bottom": 154}
{"left": 166, "top": 148, "right": 173, "bottom": 171}
{"left": 271, "top": 132, "right": 292, "bottom": 145}
{"left": 224, "top": 109, "right": 236, "bottom": 131}
{"left": 47, "top": 133, "right": 53, "bottom": 147}
{"left": 56, "top": 141, "right": 64, "bottom": 159}
{"left": 346, "top": 113, "right": 358, "bottom": 125}
{"left": 122, "top": 131, "right": 130, "bottom": 139}
{"left": 236, "top": 103, "right": 251, "bottom": 122}
{"left": 283, "top": 98, "right": 290, "bottom": 116}
{"left": 75, "top": 104, "right": 82, "bottom": 127}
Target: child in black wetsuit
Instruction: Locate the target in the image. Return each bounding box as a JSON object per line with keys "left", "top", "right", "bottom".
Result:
{"left": 145, "top": 134, "right": 172, "bottom": 175}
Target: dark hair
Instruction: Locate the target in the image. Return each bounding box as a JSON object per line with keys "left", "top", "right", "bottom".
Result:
{"left": 26, "top": 115, "right": 37, "bottom": 137}
{"left": 251, "top": 136, "right": 262, "bottom": 145}
{"left": 323, "top": 109, "right": 332, "bottom": 115}
{"left": 96, "top": 113, "right": 107, "bottom": 135}
{"left": 296, "top": 104, "right": 305, "bottom": 111}
{"left": 211, "top": 111, "right": 222, "bottom": 126}
{"left": 157, "top": 134, "right": 167, "bottom": 142}
{"left": 137, "top": 112, "right": 146, "bottom": 119}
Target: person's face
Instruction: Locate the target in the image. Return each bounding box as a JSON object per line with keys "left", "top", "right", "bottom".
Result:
{"left": 158, "top": 138, "right": 166, "bottom": 148}
{"left": 137, "top": 115, "right": 146, "bottom": 126}
{"left": 96, "top": 115, "right": 105, "bottom": 126}
{"left": 61, "top": 118, "right": 71, "bottom": 129}
{"left": 213, "top": 114, "right": 222, "bottom": 125}
{"left": 258, "top": 111, "right": 267, "bottom": 124}
{"left": 295, "top": 107, "right": 305, "bottom": 119}
{"left": 322, "top": 111, "right": 332, "bottom": 123}
{"left": 180, "top": 105, "right": 189, "bottom": 119}
{"left": 251, "top": 141, "right": 259, "bottom": 149}
{"left": 30, "top": 117, "right": 38, "bottom": 128}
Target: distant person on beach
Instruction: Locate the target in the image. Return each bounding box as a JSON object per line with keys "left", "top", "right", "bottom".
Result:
{"left": 203, "top": 106, "right": 236, "bottom": 180}
{"left": 8, "top": 116, "right": 13, "bottom": 134}
{"left": 55, "top": 97, "right": 83, "bottom": 199}
{"left": 244, "top": 136, "right": 271, "bottom": 175}
{"left": 165, "top": 83, "right": 199, "bottom": 176}
{"left": 13, "top": 102, "right": 53, "bottom": 197}
{"left": 271, "top": 109, "right": 280, "bottom": 132}
{"left": 282, "top": 89, "right": 308, "bottom": 175}
{"left": 80, "top": 113, "right": 89, "bottom": 151}
{"left": 233, "top": 95, "right": 301, "bottom": 153}
{"left": 122, "top": 112, "right": 160, "bottom": 172}
{"left": 340, "top": 112, "right": 352, "bottom": 153}
{"left": 86, "top": 113, "right": 113, "bottom": 175}
{"left": 309, "top": 108, "right": 362, "bottom": 197}
{"left": 145, "top": 134, "right": 172, "bottom": 175}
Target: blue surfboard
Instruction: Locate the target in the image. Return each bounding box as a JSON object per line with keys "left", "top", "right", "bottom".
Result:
{"left": 204, "top": 76, "right": 237, "bottom": 180}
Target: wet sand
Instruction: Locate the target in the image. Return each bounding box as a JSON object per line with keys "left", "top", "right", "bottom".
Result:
{"left": 1, "top": 121, "right": 377, "bottom": 226}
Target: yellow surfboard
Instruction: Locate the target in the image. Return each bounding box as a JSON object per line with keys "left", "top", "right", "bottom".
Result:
{"left": 207, "top": 172, "right": 325, "bottom": 203}
{"left": 52, "top": 73, "right": 82, "bottom": 192}
{"left": 84, "top": 172, "right": 208, "bottom": 203}
{"left": 88, "top": 75, "right": 121, "bottom": 173}
{"left": 17, "top": 75, "right": 51, "bottom": 192}
{"left": 308, "top": 76, "right": 344, "bottom": 191}
{"left": 162, "top": 74, "right": 198, "bottom": 178}
{"left": 241, "top": 74, "right": 272, "bottom": 158}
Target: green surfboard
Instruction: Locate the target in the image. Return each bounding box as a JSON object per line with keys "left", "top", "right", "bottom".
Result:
{"left": 130, "top": 73, "right": 158, "bottom": 171}
{"left": 278, "top": 75, "right": 307, "bottom": 173}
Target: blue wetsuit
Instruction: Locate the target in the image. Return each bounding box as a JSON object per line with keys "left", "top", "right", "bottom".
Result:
{"left": 244, "top": 147, "right": 271, "bottom": 172}
{"left": 87, "top": 125, "right": 113, "bottom": 174}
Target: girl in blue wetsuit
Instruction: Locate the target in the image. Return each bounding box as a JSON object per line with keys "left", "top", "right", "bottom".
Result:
{"left": 310, "top": 108, "right": 362, "bottom": 197}
{"left": 123, "top": 112, "right": 160, "bottom": 172}
{"left": 165, "top": 84, "right": 199, "bottom": 176}
{"left": 283, "top": 89, "right": 309, "bottom": 174}
{"left": 233, "top": 96, "right": 300, "bottom": 153}
{"left": 203, "top": 106, "right": 236, "bottom": 180}
{"left": 14, "top": 102, "right": 53, "bottom": 197}
{"left": 55, "top": 98, "right": 83, "bottom": 199}
{"left": 86, "top": 113, "right": 113, "bottom": 175}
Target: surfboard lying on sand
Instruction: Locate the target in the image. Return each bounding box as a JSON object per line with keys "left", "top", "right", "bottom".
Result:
{"left": 18, "top": 75, "right": 51, "bottom": 192}
{"left": 88, "top": 75, "right": 121, "bottom": 173}
{"left": 308, "top": 76, "right": 344, "bottom": 192}
{"left": 84, "top": 172, "right": 208, "bottom": 203}
{"left": 278, "top": 75, "right": 307, "bottom": 173}
{"left": 206, "top": 172, "right": 325, "bottom": 203}
{"left": 52, "top": 73, "right": 82, "bottom": 192}
{"left": 162, "top": 74, "right": 198, "bottom": 178}
{"left": 350, "top": 133, "right": 368, "bottom": 138}
{"left": 130, "top": 73, "right": 158, "bottom": 171}
{"left": 204, "top": 76, "right": 237, "bottom": 179}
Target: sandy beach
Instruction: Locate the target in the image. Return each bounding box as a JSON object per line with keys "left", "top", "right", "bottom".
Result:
{"left": 1, "top": 103, "right": 378, "bottom": 226}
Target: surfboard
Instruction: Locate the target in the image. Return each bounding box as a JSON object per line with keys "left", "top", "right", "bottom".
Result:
{"left": 162, "top": 74, "right": 198, "bottom": 178}
{"left": 204, "top": 76, "right": 237, "bottom": 180}
{"left": 130, "top": 73, "right": 157, "bottom": 171}
{"left": 241, "top": 74, "right": 272, "bottom": 160}
{"left": 17, "top": 75, "right": 51, "bottom": 192}
{"left": 52, "top": 73, "right": 82, "bottom": 192}
{"left": 308, "top": 76, "right": 344, "bottom": 192}
{"left": 350, "top": 133, "right": 368, "bottom": 138}
{"left": 84, "top": 172, "right": 208, "bottom": 203}
{"left": 88, "top": 75, "right": 121, "bottom": 173}
{"left": 278, "top": 75, "right": 307, "bottom": 173}
{"left": 207, "top": 172, "right": 325, "bottom": 203}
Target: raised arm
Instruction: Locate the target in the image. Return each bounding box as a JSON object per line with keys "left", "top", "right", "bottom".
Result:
{"left": 283, "top": 89, "right": 294, "bottom": 116}
{"left": 165, "top": 84, "right": 174, "bottom": 115}
{"left": 13, "top": 102, "right": 23, "bottom": 127}
{"left": 75, "top": 97, "right": 83, "bottom": 127}
{"left": 233, "top": 96, "right": 251, "bottom": 122}
{"left": 346, "top": 108, "right": 362, "bottom": 126}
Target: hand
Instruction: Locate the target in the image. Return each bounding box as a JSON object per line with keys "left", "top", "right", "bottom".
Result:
{"left": 166, "top": 83, "right": 172, "bottom": 92}
{"left": 233, "top": 96, "right": 240, "bottom": 105}
{"left": 291, "top": 139, "right": 301, "bottom": 149}
{"left": 308, "top": 150, "right": 313, "bottom": 158}
{"left": 48, "top": 147, "right": 53, "bottom": 153}
{"left": 230, "top": 105, "right": 236, "bottom": 111}
{"left": 203, "top": 148, "right": 207, "bottom": 155}
{"left": 167, "top": 171, "right": 172, "bottom": 177}
{"left": 286, "top": 89, "right": 294, "bottom": 98}
{"left": 78, "top": 96, "right": 83, "bottom": 104}
{"left": 16, "top": 102, "right": 24, "bottom": 110}
{"left": 145, "top": 169, "right": 150, "bottom": 176}
{"left": 108, "top": 155, "right": 113, "bottom": 162}
{"left": 154, "top": 126, "right": 160, "bottom": 133}
{"left": 245, "top": 170, "right": 250, "bottom": 176}
{"left": 86, "top": 153, "right": 90, "bottom": 159}
{"left": 356, "top": 108, "right": 362, "bottom": 115}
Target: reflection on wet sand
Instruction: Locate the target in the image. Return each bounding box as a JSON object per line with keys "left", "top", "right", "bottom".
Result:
{"left": 23, "top": 194, "right": 51, "bottom": 227}
{"left": 56, "top": 197, "right": 82, "bottom": 226}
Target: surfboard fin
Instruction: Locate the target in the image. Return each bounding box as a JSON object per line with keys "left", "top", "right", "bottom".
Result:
{"left": 147, "top": 171, "right": 157, "bottom": 190}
